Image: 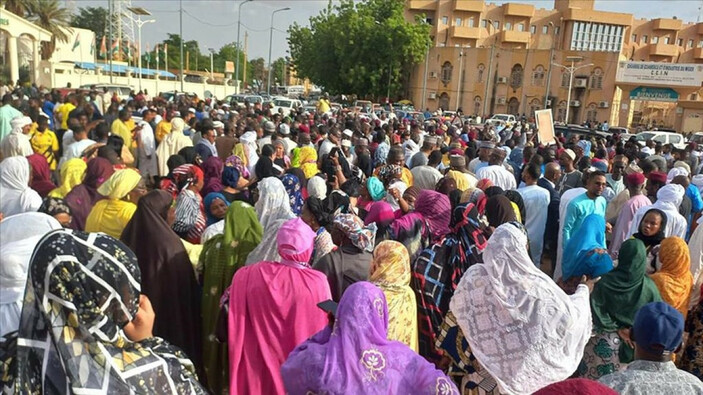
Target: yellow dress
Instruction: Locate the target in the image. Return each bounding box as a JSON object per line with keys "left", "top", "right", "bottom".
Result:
{"left": 111, "top": 119, "right": 133, "bottom": 153}
{"left": 84, "top": 169, "right": 142, "bottom": 239}
{"left": 58, "top": 103, "right": 75, "bottom": 130}
{"left": 48, "top": 158, "right": 87, "bottom": 198}
{"left": 155, "top": 120, "right": 172, "bottom": 143}
{"left": 30, "top": 127, "right": 59, "bottom": 170}
{"left": 369, "top": 240, "right": 419, "bottom": 352}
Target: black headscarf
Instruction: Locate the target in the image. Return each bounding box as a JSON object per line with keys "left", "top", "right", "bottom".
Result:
{"left": 633, "top": 208, "right": 668, "bottom": 248}
{"left": 178, "top": 147, "right": 200, "bottom": 166}
{"left": 484, "top": 186, "right": 505, "bottom": 198}
{"left": 485, "top": 195, "right": 517, "bottom": 229}
{"left": 306, "top": 197, "right": 332, "bottom": 228}
{"left": 504, "top": 190, "right": 526, "bottom": 225}
{"left": 166, "top": 154, "right": 187, "bottom": 179}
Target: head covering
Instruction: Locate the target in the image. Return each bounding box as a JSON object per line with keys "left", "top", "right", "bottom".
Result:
{"left": 414, "top": 190, "right": 451, "bottom": 242}
{"left": 0, "top": 156, "right": 42, "bottom": 216}
{"left": 435, "top": 176, "right": 457, "bottom": 195}
{"left": 277, "top": 218, "right": 316, "bottom": 267}
{"left": 307, "top": 176, "right": 327, "bottom": 199}
{"left": 48, "top": 158, "right": 87, "bottom": 198}
{"left": 624, "top": 172, "right": 645, "bottom": 186}
{"left": 15, "top": 229, "right": 203, "bottom": 393}
{"left": 178, "top": 146, "right": 199, "bottom": 165}
{"left": 38, "top": 196, "right": 71, "bottom": 218}
{"left": 64, "top": 158, "right": 115, "bottom": 230}
{"left": 647, "top": 171, "right": 667, "bottom": 185}
{"left": 591, "top": 238, "right": 662, "bottom": 362}
{"left": 484, "top": 185, "right": 504, "bottom": 198}
{"left": 476, "top": 178, "right": 494, "bottom": 191}
{"left": 224, "top": 154, "right": 250, "bottom": 179}
{"left": 97, "top": 169, "right": 142, "bottom": 200}
{"left": 334, "top": 213, "right": 377, "bottom": 252}
{"left": 563, "top": 149, "right": 576, "bottom": 161}
{"left": 673, "top": 160, "right": 691, "bottom": 174}
{"left": 366, "top": 177, "right": 386, "bottom": 201}
{"left": 633, "top": 208, "right": 668, "bottom": 248}
{"left": 26, "top": 154, "right": 56, "bottom": 197}
{"left": 171, "top": 117, "right": 185, "bottom": 133}
{"left": 403, "top": 186, "right": 421, "bottom": 202}
{"left": 172, "top": 164, "right": 204, "bottom": 191}
{"left": 667, "top": 166, "right": 689, "bottom": 183}
{"left": 650, "top": 237, "right": 693, "bottom": 318}
{"left": 280, "top": 282, "right": 457, "bottom": 395}
{"left": 534, "top": 379, "right": 617, "bottom": 395}
{"left": 10, "top": 115, "right": 31, "bottom": 131}
{"left": 201, "top": 156, "right": 224, "bottom": 196}
{"left": 370, "top": 241, "right": 417, "bottom": 350}
{"left": 0, "top": 212, "right": 62, "bottom": 338}
{"left": 221, "top": 166, "right": 240, "bottom": 188}
{"left": 504, "top": 190, "right": 526, "bottom": 225}
{"left": 281, "top": 173, "right": 304, "bottom": 215}
{"left": 378, "top": 164, "right": 402, "bottom": 186}
{"left": 244, "top": 177, "right": 296, "bottom": 265}
{"left": 450, "top": 222, "right": 592, "bottom": 394}
{"left": 562, "top": 214, "right": 612, "bottom": 280}
{"left": 203, "top": 192, "right": 230, "bottom": 226}
{"left": 296, "top": 146, "right": 319, "bottom": 179}
{"left": 632, "top": 302, "right": 684, "bottom": 355}
{"left": 460, "top": 188, "right": 487, "bottom": 214}
{"left": 166, "top": 154, "right": 187, "bottom": 176}
{"left": 656, "top": 183, "right": 685, "bottom": 207}
{"left": 365, "top": 201, "right": 395, "bottom": 226}
{"left": 485, "top": 195, "right": 516, "bottom": 228}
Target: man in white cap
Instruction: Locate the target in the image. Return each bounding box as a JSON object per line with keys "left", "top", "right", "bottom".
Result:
{"left": 468, "top": 141, "right": 494, "bottom": 174}
{"left": 258, "top": 121, "right": 275, "bottom": 151}
{"left": 278, "top": 123, "right": 297, "bottom": 156}
{"left": 475, "top": 148, "right": 517, "bottom": 190}
{"left": 557, "top": 148, "right": 582, "bottom": 194}
{"left": 0, "top": 115, "right": 33, "bottom": 159}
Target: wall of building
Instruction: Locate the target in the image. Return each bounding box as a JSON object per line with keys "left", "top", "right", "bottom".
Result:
{"left": 404, "top": 0, "right": 703, "bottom": 130}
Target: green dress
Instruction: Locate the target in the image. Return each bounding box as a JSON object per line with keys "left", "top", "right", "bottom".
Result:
{"left": 582, "top": 238, "right": 662, "bottom": 379}
{"left": 198, "top": 201, "right": 263, "bottom": 394}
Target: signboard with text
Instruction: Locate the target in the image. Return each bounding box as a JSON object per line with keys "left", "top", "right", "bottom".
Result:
{"left": 629, "top": 86, "right": 679, "bottom": 102}
{"left": 535, "top": 109, "right": 555, "bottom": 145}
{"left": 616, "top": 61, "right": 703, "bottom": 87}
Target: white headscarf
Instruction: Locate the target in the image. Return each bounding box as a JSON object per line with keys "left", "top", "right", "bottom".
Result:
{"left": 0, "top": 156, "right": 42, "bottom": 216}
{"left": 239, "top": 131, "right": 259, "bottom": 175}
{"left": 666, "top": 167, "right": 689, "bottom": 183}
{"left": 627, "top": 183, "right": 688, "bottom": 240}
{"left": 307, "top": 176, "right": 327, "bottom": 200}
{"left": 155, "top": 117, "right": 193, "bottom": 176}
{"left": 0, "top": 212, "right": 62, "bottom": 339}
{"left": 1, "top": 116, "right": 33, "bottom": 158}
{"left": 244, "top": 177, "right": 295, "bottom": 265}
{"left": 450, "top": 222, "right": 592, "bottom": 394}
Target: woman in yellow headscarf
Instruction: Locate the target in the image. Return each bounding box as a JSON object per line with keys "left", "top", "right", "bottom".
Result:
{"left": 295, "top": 146, "right": 319, "bottom": 179}
{"left": 650, "top": 236, "right": 693, "bottom": 318}
{"left": 85, "top": 169, "right": 145, "bottom": 239}
{"left": 369, "top": 240, "right": 418, "bottom": 351}
{"left": 48, "top": 158, "right": 87, "bottom": 198}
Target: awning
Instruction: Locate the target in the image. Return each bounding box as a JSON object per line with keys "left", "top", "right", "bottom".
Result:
{"left": 74, "top": 62, "right": 177, "bottom": 78}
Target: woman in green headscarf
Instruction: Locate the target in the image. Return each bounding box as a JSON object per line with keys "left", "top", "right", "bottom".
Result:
{"left": 580, "top": 238, "right": 661, "bottom": 380}
{"left": 198, "top": 201, "right": 263, "bottom": 394}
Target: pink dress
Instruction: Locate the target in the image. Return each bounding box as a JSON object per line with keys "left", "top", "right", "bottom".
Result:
{"left": 227, "top": 261, "right": 331, "bottom": 395}
{"left": 609, "top": 194, "right": 652, "bottom": 259}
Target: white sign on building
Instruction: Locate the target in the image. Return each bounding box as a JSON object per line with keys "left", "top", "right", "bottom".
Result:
{"left": 616, "top": 61, "right": 703, "bottom": 87}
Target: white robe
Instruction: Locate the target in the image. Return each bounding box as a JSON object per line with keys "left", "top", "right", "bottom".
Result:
{"left": 0, "top": 156, "right": 42, "bottom": 217}
{"left": 554, "top": 187, "right": 586, "bottom": 280}
{"left": 137, "top": 122, "right": 158, "bottom": 178}
{"left": 518, "top": 184, "right": 550, "bottom": 265}
{"left": 0, "top": 131, "right": 32, "bottom": 159}
{"left": 476, "top": 165, "right": 517, "bottom": 191}
{"left": 156, "top": 130, "right": 193, "bottom": 176}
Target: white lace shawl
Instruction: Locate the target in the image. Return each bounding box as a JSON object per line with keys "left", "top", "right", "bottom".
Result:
{"left": 244, "top": 177, "right": 295, "bottom": 265}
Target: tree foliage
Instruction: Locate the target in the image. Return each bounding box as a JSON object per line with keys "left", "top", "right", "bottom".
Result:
{"left": 26, "top": 0, "right": 72, "bottom": 60}
{"left": 288, "top": 0, "right": 430, "bottom": 99}
{"left": 71, "top": 6, "right": 108, "bottom": 41}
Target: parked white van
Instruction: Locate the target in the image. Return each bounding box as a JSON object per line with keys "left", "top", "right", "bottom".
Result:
{"left": 635, "top": 131, "right": 687, "bottom": 150}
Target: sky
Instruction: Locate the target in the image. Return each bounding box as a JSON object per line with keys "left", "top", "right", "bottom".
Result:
{"left": 66, "top": 0, "right": 703, "bottom": 61}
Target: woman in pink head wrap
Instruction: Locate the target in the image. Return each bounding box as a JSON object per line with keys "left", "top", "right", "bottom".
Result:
{"left": 228, "top": 218, "right": 332, "bottom": 395}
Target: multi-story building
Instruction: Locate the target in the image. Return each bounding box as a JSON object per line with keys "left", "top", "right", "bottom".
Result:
{"left": 404, "top": 0, "right": 703, "bottom": 132}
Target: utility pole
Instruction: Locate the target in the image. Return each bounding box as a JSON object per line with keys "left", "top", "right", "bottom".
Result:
{"left": 456, "top": 49, "right": 464, "bottom": 111}
{"left": 552, "top": 56, "right": 593, "bottom": 124}
{"left": 482, "top": 21, "right": 495, "bottom": 117}
{"left": 179, "top": 0, "right": 184, "bottom": 91}
{"left": 236, "top": 0, "right": 253, "bottom": 92}
{"left": 243, "top": 31, "right": 248, "bottom": 88}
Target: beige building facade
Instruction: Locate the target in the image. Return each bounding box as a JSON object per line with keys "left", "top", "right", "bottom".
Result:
{"left": 404, "top": 0, "right": 703, "bottom": 131}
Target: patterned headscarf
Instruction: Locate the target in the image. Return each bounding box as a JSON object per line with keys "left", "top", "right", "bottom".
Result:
{"left": 172, "top": 164, "right": 204, "bottom": 191}
{"left": 224, "top": 155, "right": 250, "bottom": 179}
{"left": 38, "top": 197, "right": 72, "bottom": 217}
{"left": 334, "top": 213, "right": 377, "bottom": 252}
{"left": 281, "top": 173, "right": 304, "bottom": 216}
{"left": 378, "top": 164, "right": 402, "bottom": 186}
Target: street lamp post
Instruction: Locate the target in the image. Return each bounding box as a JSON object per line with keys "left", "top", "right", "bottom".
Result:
{"left": 236, "top": 0, "right": 253, "bottom": 92}
{"left": 179, "top": 0, "right": 184, "bottom": 91}
{"left": 482, "top": 20, "right": 495, "bottom": 117}
{"left": 267, "top": 7, "right": 290, "bottom": 95}
{"left": 128, "top": 7, "right": 155, "bottom": 92}
{"left": 552, "top": 56, "right": 593, "bottom": 124}
{"left": 209, "top": 48, "right": 215, "bottom": 82}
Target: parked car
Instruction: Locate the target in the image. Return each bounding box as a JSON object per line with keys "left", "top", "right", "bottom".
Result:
{"left": 84, "top": 84, "right": 133, "bottom": 102}
{"left": 635, "top": 131, "right": 687, "bottom": 150}
{"left": 689, "top": 132, "right": 703, "bottom": 145}
{"left": 271, "top": 98, "right": 302, "bottom": 116}
{"left": 486, "top": 114, "right": 517, "bottom": 126}
{"left": 160, "top": 91, "right": 197, "bottom": 103}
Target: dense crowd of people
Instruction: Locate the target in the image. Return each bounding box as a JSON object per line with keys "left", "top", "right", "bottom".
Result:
{"left": 0, "top": 84, "right": 703, "bottom": 394}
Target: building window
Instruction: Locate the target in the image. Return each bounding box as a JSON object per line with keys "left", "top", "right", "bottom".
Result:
{"left": 557, "top": 101, "right": 567, "bottom": 122}
{"left": 699, "top": 40, "right": 703, "bottom": 48}
{"left": 532, "top": 65, "right": 545, "bottom": 86}
{"left": 426, "top": 17, "right": 433, "bottom": 25}
{"left": 474, "top": 96, "right": 482, "bottom": 116}
{"left": 441, "top": 61, "right": 453, "bottom": 86}
{"left": 530, "top": 25, "right": 536, "bottom": 34}
{"left": 631, "top": 34, "right": 637, "bottom": 42}
{"left": 570, "top": 21, "right": 624, "bottom": 52}
{"left": 590, "top": 68, "right": 603, "bottom": 89}
{"left": 442, "top": 16, "right": 448, "bottom": 25}
{"left": 517, "top": 23, "right": 525, "bottom": 32}
{"left": 643, "top": 35, "right": 648, "bottom": 44}
{"left": 510, "top": 64, "right": 523, "bottom": 88}
{"left": 455, "top": 18, "right": 462, "bottom": 26}
{"left": 542, "top": 25, "right": 549, "bottom": 34}
{"left": 586, "top": 103, "right": 598, "bottom": 123}
{"left": 555, "top": 26, "right": 560, "bottom": 35}
{"left": 505, "top": 22, "right": 512, "bottom": 31}
{"left": 482, "top": 19, "right": 489, "bottom": 28}
{"left": 678, "top": 38, "right": 683, "bottom": 46}
{"left": 688, "top": 39, "right": 694, "bottom": 48}
{"left": 493, "top": 20, "right": 500, "bottom": 30}
{"left": 468, "top": 17, "right": 475, "bottom": 27}
{"left": 477, "top": 63, "right": 485, "bottom": 83}
{"left": 561, "top": 72, "right": 570, "bottom": 87}
{"left": 652, "top": 36, "right": 659, "bottom": 44}
{"left": 508, "top": 97, "right": 520, "bottom": 115}
{"left": 664, "top": 37, "right": 671, "bottom": 44}
{"left": 691, "top": 93, "right": 698, "bottom": 100}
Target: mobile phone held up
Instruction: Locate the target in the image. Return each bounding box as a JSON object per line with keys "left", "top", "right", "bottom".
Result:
{"left": 317, "top": 300, "right": 338, "bottom": 316}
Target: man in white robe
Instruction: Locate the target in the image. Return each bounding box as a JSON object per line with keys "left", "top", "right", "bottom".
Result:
{"left": 0, "top": 116, "right": 33, "bottom": 159}
{"left": 518, "top": 163, "right": 550, "bottom": 266}
{"left": 475, "top": 148, "right": 517, "bottom": 191}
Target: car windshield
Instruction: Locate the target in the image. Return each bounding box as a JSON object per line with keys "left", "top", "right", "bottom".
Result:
{"left": 274, "top": 99, "right": 291, "bottom": 107}
{"left": 494, "top": 115, "right": 510, "bottom": 121}
{"left": 690, "top": 134, "right": 703, "bottom": 144}
{"left": 635, "top": 132, "right": 656, "bottom": 141}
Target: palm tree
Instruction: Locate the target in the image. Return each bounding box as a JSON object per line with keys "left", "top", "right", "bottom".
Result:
{"left": 25, "top": 0, "right": 72, "bottom": 60}
{"left": 1, "top": 0, "right": 33, "bottom": 17}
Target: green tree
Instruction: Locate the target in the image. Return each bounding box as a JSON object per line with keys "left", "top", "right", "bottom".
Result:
{"left": 247, "top": 57, "right": 265, "bottom": 88}
{"left": 214, "top": 43, "right": 246, "bottom": 80}
{"left": 26, "top": 0, "right": 72, "bottom": 60}
{"left": 288, "top": 0, "right": 430, "bottom": 99}
{"left": 271, "top": 57, "right": 286, "bottom": 87}
{"left": 71, "top": 6, "right": 108, "bottom": 57}
{"left": 1, "top": 0, "right": 32, "bottom": 17}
